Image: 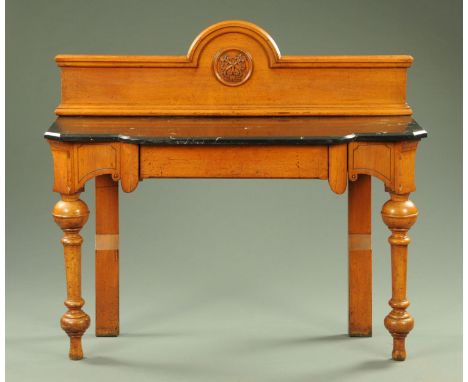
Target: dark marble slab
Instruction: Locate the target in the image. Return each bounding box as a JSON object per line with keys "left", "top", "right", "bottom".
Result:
{"left": 45, "top": 116, "right": 427, "bottom": 145}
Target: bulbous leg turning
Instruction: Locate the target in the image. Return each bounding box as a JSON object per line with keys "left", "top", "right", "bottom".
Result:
{"left": 381, "top": 193, "right": 418, "bottom": 361}
{"left": 53, "top": 194, "right": 90, "bottom": 360}
{"left": 384, "top": 303, "right": 414, "bottom": 360}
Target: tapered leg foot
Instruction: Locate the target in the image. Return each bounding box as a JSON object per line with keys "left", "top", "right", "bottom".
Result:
{"left": 381, "top": 193, "right": 417, "bottom": 361}
{"left": 392, "top": 340, "right": 406, "bottom": 361}
{"left": 384, "top": 305, "right": 414, "bottom": 361}
{"left": 61, "top": 299, "right": 91, "bottom": 360}
{"left": 53, "top": 193, "right": 90, "bottom": 360}
{"left": 68, "top": 337, "right": 84, "bottom": 360}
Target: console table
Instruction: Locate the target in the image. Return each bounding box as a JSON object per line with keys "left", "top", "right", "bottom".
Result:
{"left": 45, "top": 20, "right": 427, "bottom": 362}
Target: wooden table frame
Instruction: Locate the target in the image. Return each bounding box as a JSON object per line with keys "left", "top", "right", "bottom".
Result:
{"left": 46, "top": 20, "right": 425, "bottom": 362}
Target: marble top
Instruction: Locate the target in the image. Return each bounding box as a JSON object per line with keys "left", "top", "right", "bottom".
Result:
{"left": 45, "top": 116, "right": 427, "bottom": 145}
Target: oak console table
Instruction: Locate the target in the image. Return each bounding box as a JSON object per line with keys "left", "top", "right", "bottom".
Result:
{"left": 45, "top": 20, "right": 427, "bottom": 362}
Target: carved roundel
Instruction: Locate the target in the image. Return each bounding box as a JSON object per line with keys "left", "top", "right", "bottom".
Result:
{"left": 213, "top": 48, "right": 253, "bottom": 86}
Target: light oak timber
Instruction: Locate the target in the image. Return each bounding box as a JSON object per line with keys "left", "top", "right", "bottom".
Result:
{"left": 48, "top": 140, "right": 139, "bottom": 194}
{"left": 329, "top": 144, "right": 347, "bottom": 194}
{"left": 348, "top": 175, "right": 372, "bottom": 336}
{"left": 55, "top": 20, "right": 413, "bottom": 117}
{"left": 381, "top": 193, "right": 417, "bottom": 361}
{"left": 95, "top": 175, "right": 119, "bottom": 336}
{"left": 348, "top": 141, "right": 419, "bottom": 358}
{"left": 46, "top": 20, "right": 425, "bottom": 362}
{"left": 348, "top": 141, "right": 418, "bottom": 194}
{"left": 120, "top": 144, "right": 139, "bottom": 193}
{"left": 140, "top": 145, "right": 328, "bottom": 179}
{"left": 52, "top": 193, "right": 90, "bottom": 360}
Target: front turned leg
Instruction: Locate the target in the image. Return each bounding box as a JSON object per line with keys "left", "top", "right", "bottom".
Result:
{"left": 52, "top": 193, "right": 91, "bottom": 360}
{"left": 381, "top": 193, "right": 418, "bottom": 361}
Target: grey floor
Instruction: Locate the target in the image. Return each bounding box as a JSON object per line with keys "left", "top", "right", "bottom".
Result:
{"left": 6, "top": 291, "right": 462, "bottom": 382}
{"left": 6, "top": 180, "right": 462, "bottom": 382}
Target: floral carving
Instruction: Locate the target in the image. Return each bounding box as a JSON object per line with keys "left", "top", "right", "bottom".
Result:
{"left": 213, "top": 48, "right": 253, "bottom": 86}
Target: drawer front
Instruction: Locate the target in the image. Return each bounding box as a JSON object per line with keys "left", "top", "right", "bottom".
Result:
{"left": 140, "top": 145, "right": 328, "bottom": 179}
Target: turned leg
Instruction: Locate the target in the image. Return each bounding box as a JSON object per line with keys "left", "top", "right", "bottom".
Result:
{"left": 381, "top": 192, "right": 418, "bottom": 361}
{"left": 348, "top": 175, "right": 372, "bottom": 336}
{"left": 95, "top": 175, "right": 120, "bottom": 336}
{"left": 52, "top": 193, "right": 91, "bottom": 360}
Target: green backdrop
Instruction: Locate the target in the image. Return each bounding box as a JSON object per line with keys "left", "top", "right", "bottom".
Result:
{"left": 6, "top": 1, "right": 462, "bottom": 381}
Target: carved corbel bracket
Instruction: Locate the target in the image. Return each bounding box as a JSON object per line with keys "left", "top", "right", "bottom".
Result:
{"left": 48, "top": 141, "right": 139, "bottom": 194}
{"left": 348, "top": 141, "right": 419, "bottom": 194}
{"left": 329, "top": 144, "right": 348, "bottom": 194}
